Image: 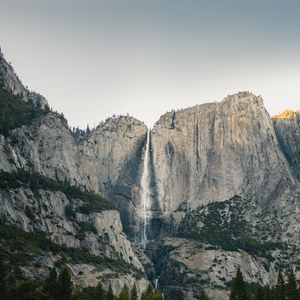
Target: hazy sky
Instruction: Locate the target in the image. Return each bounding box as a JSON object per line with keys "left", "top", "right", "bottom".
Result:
{"left": 1, "top": 0, "right": 300, "bottom": 128}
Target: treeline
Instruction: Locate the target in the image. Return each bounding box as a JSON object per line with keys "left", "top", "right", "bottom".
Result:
{"left": 0, "top": 260, "right": 164, "bottom": 300}
{"left": 230, "top": 267, "right": 300, "bottom": 300}
{"left": 0, "top": 169, "right": 115, "bottom": 212}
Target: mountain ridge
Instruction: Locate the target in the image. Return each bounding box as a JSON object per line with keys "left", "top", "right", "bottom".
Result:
{"left": 1, "top": 46, "right": 300, "bottom": 300}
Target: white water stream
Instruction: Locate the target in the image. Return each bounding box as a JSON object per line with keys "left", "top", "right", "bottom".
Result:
{"left": 140, "top": 130, "right": 151, "bottom": 247}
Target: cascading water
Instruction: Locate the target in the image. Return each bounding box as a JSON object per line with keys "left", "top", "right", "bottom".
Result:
{"left": 140, "top": 129, "right": 151, "bottom": 248}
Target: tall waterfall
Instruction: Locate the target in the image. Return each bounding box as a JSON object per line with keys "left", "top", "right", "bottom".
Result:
{"left": 140, "top": 129, "right": 151, "bottom": 247}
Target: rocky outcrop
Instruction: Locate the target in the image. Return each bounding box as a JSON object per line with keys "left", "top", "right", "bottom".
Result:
{"left": 0, "top": 112, "right": 147, "bottom": 237}
{"left": 0, "top": 47, "right": 48, "bottom": 109}
{"left": 146, "top": 238, "right": 277, "bottom": 300}
{"left": 273, "top": 111, "right": 300, "bottom": 180}
{"left": 151, "top": 92, "right": 294, "bottom": 218}
{"left": 0, "top": 180, "right": 148, "bottom": 295}
{"left": 2, "top": 46, "right": 300, "bottom": 299}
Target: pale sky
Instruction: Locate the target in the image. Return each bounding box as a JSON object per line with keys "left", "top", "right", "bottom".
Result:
{"left": 1, "top": 0, "right": 300, "bottom": 128}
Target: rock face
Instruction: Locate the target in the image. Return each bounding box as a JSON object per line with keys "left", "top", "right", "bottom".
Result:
{"left": 273, "top": 111, "right": 300, "bottom": 180}
{"left": 151, "top": 92, "right": 293, "bottom": 216}
{"left": 0, "top": 48, "right": 149, "bottom": 296}
{"left": 0, "top": 183, "right": 148, "bottom": 295}
{"left": 2, "top": 47, "right": 300, "bottom": 299}
{"left": 0, "top": 112, "right": 147, "bottom": 237}
{"left": 0, "top": 47, "right": 48, "bottom": 109}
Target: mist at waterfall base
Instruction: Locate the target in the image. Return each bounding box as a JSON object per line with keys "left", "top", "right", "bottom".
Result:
{"left": 140, "top": 130, "right": 151, "bottom": 248}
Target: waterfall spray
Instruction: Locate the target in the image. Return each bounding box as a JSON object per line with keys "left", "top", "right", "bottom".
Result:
{"left": 140, "top": 130, "right": 151, "bottom": 247}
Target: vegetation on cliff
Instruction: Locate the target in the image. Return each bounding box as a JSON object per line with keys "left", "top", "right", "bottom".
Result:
{"left": 0, "top": 87, "right": 49, "bottom": 137}
{"left": 0, "top": 259, "right": 164, "bottom": 300}
{"left": 0, "top": 169, "right": 115, "bottom": 211}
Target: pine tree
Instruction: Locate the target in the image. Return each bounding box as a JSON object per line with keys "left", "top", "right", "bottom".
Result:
{"left": 0, "top": 258, "right": 7, "bottom": 300}
{"left": 276, "top": 270, "right": 286, "bottom": 300}
{"left": 57, "top": 267, "right": 73, "bottom": 300}
{"left": 174, "top": 289, "right": 184, "bottom": 300}
{"left": 254, "top": 284, "right": 265, "bottom": 300}
{"left": 264, "top": 286, "right": 273, "bottom": 300}
{"left": 130, "top": 283, "right": 138, "bottom": 300}
{"left": 286, "top": 269, "right": 299, "bottom": 300}
{"left": 141, "top": 284, "right": 154, "bottom": 300}
{"left": 107, "top": 283, "right": 114, "bottom": 300}
{"left": 118, "top": 285, "right": 130, "bottom": 300}
{"left": 230, "top": 267, "right": 249, "bottom": 300}
{"left": 96, "top": 282, "right": 105, "bottom": 300}
{"left": 44, "top": 267, "right": 58, "bottom": 299}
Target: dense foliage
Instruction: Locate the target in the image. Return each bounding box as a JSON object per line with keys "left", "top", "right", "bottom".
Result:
{"left": 0, "top": 169, "right": 115, "bottom": 211}
{"left": 0, "top": 260, "right": 164, "bottom": 300}
{"left": 0, "top": 222, "right": 136, "bottom": 276}
{"left": 178, "top": 197, "right": 283, "bottom": 258}
{"left": 230, "top": 267, "right": 300, "bottom": 300}
{"left": 0, "top": 87, "right": 49, "bottom": 136}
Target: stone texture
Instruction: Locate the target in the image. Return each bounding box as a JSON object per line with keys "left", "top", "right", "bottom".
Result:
{"left": 0, "top": 47, "right": 48, "bottom": 109}
{"left": 273, "top": 112, "right": 300, "bottom": 180}
{"left": 2, "top": 47, "right": 300, "bottom": 299}
{"left": 151, "top": 92, "right": 294, "bottom": 216}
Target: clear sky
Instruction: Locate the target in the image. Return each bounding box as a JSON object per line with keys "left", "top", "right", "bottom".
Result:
{"left": 1, "top": 0, "right": 300, "bottom": 128}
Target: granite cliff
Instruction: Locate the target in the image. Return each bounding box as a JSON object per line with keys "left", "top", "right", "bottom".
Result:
{"left": 1, "top": 47, "right": 300, "bottom": 299}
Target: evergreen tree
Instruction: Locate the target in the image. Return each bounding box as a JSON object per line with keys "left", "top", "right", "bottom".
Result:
{"left": 141, "top": 284, "right": 154, "bottom": 300}
{"left": 118, "top": 286, "right": 130, "bottom": 300}
{"left": 286, "top": 269, "right": 299, "bottom": 300}
{"left": 174, "top": 289, "right": 184, "bottom": 300}
{"left": 230, "top": 267, "right": 249, "bottom": 300}
{"left": 8, "top": 279, "right": 47, "bottom": 300}
{"left": 106, "top": 283, "right": 114, "bottom": 300}
{"left": 0, "top": 258, "right": 7, "bottom": 300}
{"left": 264, "top": 286, "right": 273, "bottom": 300}
{"left": 44, "top": 267, "right": 58, "bottom": 299}
{"left": 254, "top": 284, "right": 265, "bottom": 300}
{"left": 130, "top": 283, "right": 138, "bottom": 300}
{"left": 96, "top": 282, "right": 105, "bottom": 300}
{"left": 57, "top": 267, "right": 73, "bottom": 300}
{"left": 151, "top": 291, "right": 163, "bottom": 300}
{"left": 276, "top": 270, "right": 286, "bottom": 300}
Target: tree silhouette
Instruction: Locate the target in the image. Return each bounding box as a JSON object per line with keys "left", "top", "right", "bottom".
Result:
{"left": 230, "top": 267, "right": 249, "bottom": 300}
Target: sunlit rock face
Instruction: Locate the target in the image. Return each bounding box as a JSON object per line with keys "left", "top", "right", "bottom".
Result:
{"left": 273, "top": 111, "right": 300, "bottom": 180}
{"left": 151, "top": 92, "right": 294, "bottom": 217}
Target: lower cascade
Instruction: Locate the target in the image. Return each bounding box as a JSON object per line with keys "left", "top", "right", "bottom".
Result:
{"left": 140, "top": 129, "right": 151, "bottom": 247}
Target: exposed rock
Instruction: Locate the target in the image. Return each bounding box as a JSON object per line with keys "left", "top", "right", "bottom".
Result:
{"left": 151, "top": 92, "right": 294, "bottom": 219}
{"left": 69, "top": 263, "right": 148, "bottom": 296}
{"left": 273, "top": 111, "right": 300, "bottom": 180}
{"left": 273, "top": 109, "right": 298, "bottom": 119}
{"left": 0, "top": 47, "right": 48, "bottom": 109}
{"left": 2, "top": 47, "right": 300, "bottom": 299}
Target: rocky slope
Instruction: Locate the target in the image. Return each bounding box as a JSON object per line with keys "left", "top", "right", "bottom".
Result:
{"left": 1, "top": 46, "right": 300, "bottom": 299}
{"left": 151, "top": 92, "right": 293, "bottom": 215}
{"left": 273, "top": 110, "right": 300, "bottom": 180}
{"left": 0, "top": 48, "right": 148, "bottom": 296}
{"left": 0, "top": 47, "right": 48, "bottom": 109}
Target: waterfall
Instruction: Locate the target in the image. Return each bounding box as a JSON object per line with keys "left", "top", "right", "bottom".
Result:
{"left": 155, "top": 277, "right": 159, "bottom": 289}
{"left": 140, "top": 129, "right": 151, "bottom": 247}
